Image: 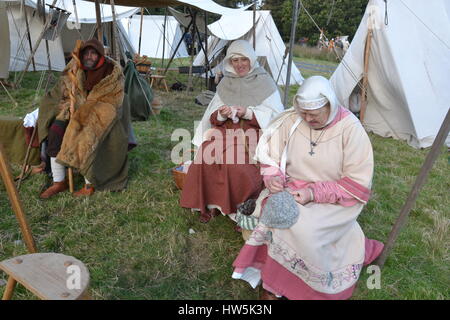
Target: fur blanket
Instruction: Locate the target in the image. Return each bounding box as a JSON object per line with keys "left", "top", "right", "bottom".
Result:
{"left": 38, "top": 58, "right": 130, "bottom": 191}
{"left": 56, "top": 58, "right": 125, "bottom": 170}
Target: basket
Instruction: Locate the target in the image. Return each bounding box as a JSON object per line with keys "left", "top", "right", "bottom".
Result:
{"left": 136, "top": 63, "right": 152, "bottom": 74}
{"left": 172, "top": 168, "right": 187, "bottom": 190}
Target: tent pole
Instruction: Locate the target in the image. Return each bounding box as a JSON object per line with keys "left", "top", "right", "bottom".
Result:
{"left": 110, "top": 0, "right": 120, "bottom": 62}
{"left": 283, "top": 0, "right": 300, "bottom": 107}
{"left": 253, "top": 0, "right": 256, "bottom": 50}
{"left": 0, "top": 143, "right": 37, "bottom": 253}
{"left": 21, "top": 0, "right": 36, "bottom": 71}
{"left": 194, "top": 22, "right": 210, "bottom": 89}
{"left": 360, "top": 28, "right": 373, "bottom": 123}
{"left": 94, "top": 0, "right": 103, "bottom": 43}
{"left": 187, "top": 8, "right": 197, "bottom": 92}
{"left": 204, "top": 11, "right": 208, "bottom": 89}
{"left": 138, "top": 8, "right": 144, "bottom": 55}
{"left": 162, "top": 8, "right": 168, "bottom": 69}
{"left": 15, "top": 0, "right": 57, "bottom": 87}
{"left": 375, "top": 108, "right": 450, "bottom": 269}
{"left": 163, "top": 20, "right": 193, "bottom": 76}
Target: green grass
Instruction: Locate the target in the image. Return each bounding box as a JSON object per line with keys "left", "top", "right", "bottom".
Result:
{"left": 0, "top": 62, "right": 449, "bottom": 300}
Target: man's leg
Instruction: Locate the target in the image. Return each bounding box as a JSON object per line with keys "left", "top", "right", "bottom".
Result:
{"left": 73, "top": 177, "right": 95, "bottom": 197}
{"left": 39, "top": 120, "right": 68, "bottom": 199}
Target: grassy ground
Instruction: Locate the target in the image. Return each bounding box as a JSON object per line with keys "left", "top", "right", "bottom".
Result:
{"left": 0, "top": 58, "right": 448, "bottom": 300}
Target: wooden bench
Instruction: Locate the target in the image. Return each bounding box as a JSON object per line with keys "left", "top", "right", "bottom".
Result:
{"left": 1, "top": 253, "right": 90, "bottom": 300}
{"left": 150, "top": 74, "right": 169, "bottom": 92}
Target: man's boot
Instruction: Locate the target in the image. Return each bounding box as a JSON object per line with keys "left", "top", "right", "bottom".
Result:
{"left": 73, "top": 184, "right": 95, "bottom": 197}
{"left": 39, "top": 181, "right": 68, "bottom": 199}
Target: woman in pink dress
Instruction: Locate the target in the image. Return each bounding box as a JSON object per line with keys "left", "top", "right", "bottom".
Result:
{"left": 232, "top": 76, "right": 384, "bottom": 300}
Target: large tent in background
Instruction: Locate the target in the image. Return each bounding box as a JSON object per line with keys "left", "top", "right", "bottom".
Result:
{"left": 193, "top": 10, "right": 303, "bottom": 86}
{"left": 55, "top": 0, "right": 138, "bottom": 58}
{"left": 330, "top": 0, "right": 450, "bottom": 149}
{"left": 3, "top": 0, "right": 66, "bottom": 72}
{"left": 120, "top": 14, "right": 189, "bottom": 59}
{"left": 2, "top": 0, "right": 138, "bottom": 73}
{"left": 0, "top": 1, "right": 10, "bottom": 79}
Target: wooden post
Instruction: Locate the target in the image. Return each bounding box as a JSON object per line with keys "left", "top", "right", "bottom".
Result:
{"left": 375, "top": 108, "right": 450, "bottom": 268}
{"left": 15, "top": 0, "right": 57, "bottom": 87}
{"left": 110, "top": 0, "right": 120, "bottom": 62}
{"left": 22, "top": 0, "right": 36, "bottom": 71}
{"left": 17, "top": 126, "right": 37, "bottom": 190}
{"left": 94, "top": 0, "right": 103, "bottom": 43}
{"left": 253, "top": 0, "right": 256, "bottom": 50}
{"left": 283, "top": 0, "right": 300, "bottom": 107}
{"left": 2, "top": 277, "right": 17, "bottom": 300}
{"left": 138, "top": 8, "right": 144, "bottom": 55}
{"left": 186, "top": 9, "right": 197, "bottom": 92}
{"left": 204, "top": 11, "right": 208, "bottom": 89}
{"left": 162, "top": 8, "right": 168, "bottom": 69}
{"left": 162, "top": 20, "right": 193, "bottom": 76}
{"left": 360, "top": 28, "right": 373, "bottom": 123}
{"left": 0, "top": 143, "right": 37, "bottom": 254}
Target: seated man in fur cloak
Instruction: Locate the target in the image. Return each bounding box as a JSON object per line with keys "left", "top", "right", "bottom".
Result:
{"left": 38, "top": 38, "right": 130, "bottom": 199}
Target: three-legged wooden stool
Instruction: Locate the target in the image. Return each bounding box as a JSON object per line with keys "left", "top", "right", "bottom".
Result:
{"left": 0, "top": 253, "right": 90, "bottom": 300}
{"left": 150, "top": 75, "right": 169, "bottom": 92}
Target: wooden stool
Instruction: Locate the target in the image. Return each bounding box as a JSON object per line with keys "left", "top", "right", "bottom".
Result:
{"left": 150, "top": 75, "right": 169, "bottom": 92}
{"left": 0, "top": 253, "right": 90, "bottom": 300}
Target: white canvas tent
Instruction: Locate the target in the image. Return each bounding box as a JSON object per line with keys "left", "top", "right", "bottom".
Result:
{"left": 120, "top": 14, "right": 189, "bottom": 59}
{"left": 3, "top": 0, "right": 66, "bottom": 72}
{"left": 0, "top": 1, "right": 11, "bottom": 79}
{"left": 194, "top": 10, "right": 303, "bottom": 86}
{"left": 330, "top": 0, "right": 450, "bottom": 148}
{"left": 2, "top": 0, "right": 138, "bottom": 74}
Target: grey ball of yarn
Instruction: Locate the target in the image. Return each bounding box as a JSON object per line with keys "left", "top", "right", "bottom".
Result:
{"left": 260, "top": 191, "right": 299, "bottom": 229}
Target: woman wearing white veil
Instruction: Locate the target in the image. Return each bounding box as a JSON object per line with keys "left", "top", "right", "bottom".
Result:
{"left": 180, "top": 40, "right": 283, "bottom": 223}
{"left": 232, "top": 76, "right": 384, "bottom": 300}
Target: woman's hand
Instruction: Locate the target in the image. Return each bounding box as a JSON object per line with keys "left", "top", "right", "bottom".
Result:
{"left": 289, "top": 188, "right": 314, "bottom": 205}
{"left": 218, "top": 105, "right": 232, "bottom": 118}
{"left": 266, "top": 176, "right": 284, "bottom": 194}
{"left": 235, "top": 106, "right": 247, "bottom": 118}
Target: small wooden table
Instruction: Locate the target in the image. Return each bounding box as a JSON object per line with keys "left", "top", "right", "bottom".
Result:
{"left": 150, "top": 75, "right": 169, "bottom": 92}
{"left": 0, "top": 253, "right": 90, "bottom": 300}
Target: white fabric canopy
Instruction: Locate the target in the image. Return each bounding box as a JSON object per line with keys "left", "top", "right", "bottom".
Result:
{"left": 330, "top": 0, "right": 450, "bottom": 148}
{"left": 208, "top": 10, "right": 259, "bottom": 40}
{"left": 121, "top": 15, "right": 188, "bottom": 59}
{"left": 0, "top": 1, "right": 10, "bottom": 78}
{"left": 194, "top": 11, "right": 303, "bottom": 86}
{"left": 4, "top": 1, "right": 66, "bottom": 71}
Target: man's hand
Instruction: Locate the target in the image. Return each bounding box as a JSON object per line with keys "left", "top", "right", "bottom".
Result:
{"left": 266, "top": 176, "right": 284, "bottom": 194}
{"left": 218, "top": 105, "right": 232, "bottom": 118}
{"left": 289, "top": 188, "right": 313, "bottom": 205}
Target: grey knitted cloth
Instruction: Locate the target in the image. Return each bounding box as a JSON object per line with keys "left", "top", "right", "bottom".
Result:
{"left": 260, "top": 191, "right": 299, "bottom": 229}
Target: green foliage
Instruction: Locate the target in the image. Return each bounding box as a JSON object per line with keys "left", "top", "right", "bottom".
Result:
{"left": 263, "top": 0, "right": 367, "bottom": 45}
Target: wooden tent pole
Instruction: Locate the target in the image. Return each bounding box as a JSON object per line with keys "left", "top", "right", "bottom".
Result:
{"left": 15, "top": 0, "right": 57, "bottom": 87}
{"left": 94, "top": 0, "right": 103, "bottom": 42}
{"left": 204, "top": 11, "right": 208, "bottom": 89}
{"left": 0, "top": 143, "right": 37, "bottom": 253}
{"left": 252, "top": 0, "right": 256, "bottom": 50}
{"left": 283, "top": 0, "right": 300, "bottom": 107}
{"left": 162, "top": 19, "right": 193, "bottom": 76}
{"left": 110, "top": 0, "right": 120, "bottom": 62}
{"left": 360, "top": 28, "right": 373, "bottom": 123}
{"left": 138, "top": 7, "right": 144, "bottom": 55}
{"left": 376, "top": 108, "right": 450, "bottom": 268}
{"left": 162, "top": 8, "right": 168, "bottom": 69}
{"left": 186, "top": 9, "right": 197, "bottom": 92}
{"left": 21, "top": 0, "right": 36, "bottom": 71}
